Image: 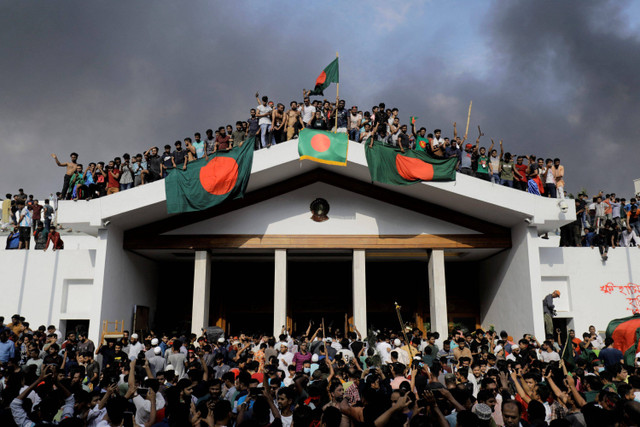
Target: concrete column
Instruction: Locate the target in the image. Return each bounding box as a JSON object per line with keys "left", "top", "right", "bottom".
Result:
{"left": 191, "top": 251, "right": 211, "bottom": 336}
{"left": 352, "top": 249, "right": 367, "bottom": 335}
{"left": 273, "top": 249, "right": 287, "bottom": 336}
{"left": 428, "top": 250, "right": 448, "bottom": 339}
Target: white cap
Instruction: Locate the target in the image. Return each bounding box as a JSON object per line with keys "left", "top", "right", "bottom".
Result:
{"left": 311, "top": 354, "right": 319, "bottom": 363}
{"left": 218, "top": 337, "right": 225, "bottom": 343}
{"left": 413, "top": 356, "right": 422, "bottom": 360}
{"left": 151, "top": 338, "right": 159, "bottom": 346}
{"left": 394, "top": 338, "right": 402, "bottom": 347}
{"left": 166, "top": 364, "right": 175, "bottom": 371}
{"left": 131, "top": 333, "right": 139, "bottom": 339}
{"left": 326, "top": 337, "right": 332, "bottom": 342}
{"left": 154, "top": 347, "right": 161, "bottom": 355}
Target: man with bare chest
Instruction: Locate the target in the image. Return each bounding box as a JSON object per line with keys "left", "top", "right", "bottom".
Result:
{"left": 51, "top": 152, "right": 78, "bottom": 200}
{"left": 271, "top": 103, "right": 286, "bottom": 144}
{"left": 285, "top": 101, "right": 303, "bottom": 140}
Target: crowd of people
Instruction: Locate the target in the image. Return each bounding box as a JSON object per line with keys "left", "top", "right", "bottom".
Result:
{"left": 1, "top": 311, "right": 640, "bottom": 426}
{"left": 560, "top": 194, "right": 640, "bottom": 259}
{"left": 2, "top": 92, "right": 639, "bottom": 254}
{"left": 44, "top": 91, "right": 576, "bottom": 202}
{"left": 1, "top": 189, "right": 63, "bottom": 251}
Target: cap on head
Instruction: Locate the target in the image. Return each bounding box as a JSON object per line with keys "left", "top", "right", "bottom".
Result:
{"left": 394, "top": 338, "right": 402, "bottom": 347}
{"left": 131, "top": 333, "right": 139, "bottom": 339}
{"left": 311, "top": 354, "right": 319, "bottom": 363}
{"left": 151, "top": 338, "right": 159, "bottom": 346}
{"left": 154, "top": 347, "right": 161, "bottom": 355}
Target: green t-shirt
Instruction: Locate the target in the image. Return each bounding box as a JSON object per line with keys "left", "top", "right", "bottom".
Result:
{"left": 476, "top": 155, "right": 489, "bottom": 174}
{"left": 500, "top": 160, "right": 515, "bottom": 181}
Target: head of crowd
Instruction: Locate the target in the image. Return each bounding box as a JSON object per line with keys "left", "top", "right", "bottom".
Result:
{"left": 2, "top": 313, "right": 640, "bottom": 426}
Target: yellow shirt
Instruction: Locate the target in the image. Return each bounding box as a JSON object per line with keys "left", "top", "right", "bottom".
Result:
{"left": 2, "top": 199, "right": 11, "bottom": 224}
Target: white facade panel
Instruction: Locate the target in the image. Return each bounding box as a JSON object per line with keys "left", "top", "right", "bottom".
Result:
{"left": 164, "top": 182, "right": 479, "bottom": 236}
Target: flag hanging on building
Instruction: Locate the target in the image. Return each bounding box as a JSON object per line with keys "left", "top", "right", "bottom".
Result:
{"left": 364, "top": 140, "right": 457, "bottom": 185}
{"left": 308, "top": 58, "right": 339, "bottom": 96}
{"left": 606, "top": 313, "right": 640, "bottom": 365}
{"left": 165, "top": 138, "right": 255, "bottom": 213}
{"left": 298, "top": 128, "right": 348, "bottom": 166}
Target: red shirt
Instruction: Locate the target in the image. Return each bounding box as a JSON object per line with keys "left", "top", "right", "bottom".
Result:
{"left": 107, "top": 168, "right": 120, "bottom": 188}
{"left": 216, "top": 135, "right": 231, "bottom": 150}
{"left": 32, "top": 204, "right": 42, "bottom": 220}
{"left": 514, "top": 164, "right": 528, "bottom": 182}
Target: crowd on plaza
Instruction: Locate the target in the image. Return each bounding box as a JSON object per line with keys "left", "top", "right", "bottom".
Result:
{"left": 1, "top": 310, "right": 640, "bottom": 427}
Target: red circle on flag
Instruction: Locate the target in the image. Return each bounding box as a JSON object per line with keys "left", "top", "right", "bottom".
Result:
{"left": 199, "top": 157, "right": 239, "bottom": 195}
{"left": 310, "top": 134, "right": 331, "bottom": 152}
{"left": 396, "top": 155, "right": 434, "bottom": 181}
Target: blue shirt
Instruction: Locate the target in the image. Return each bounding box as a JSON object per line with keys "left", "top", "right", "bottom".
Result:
{"left": 0, "top": 340, "right": 15, "bottom": 362}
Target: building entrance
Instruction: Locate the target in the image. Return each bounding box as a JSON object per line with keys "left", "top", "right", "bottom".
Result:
{"left": 287, "top": 258, "right": 352, "bottom": 335}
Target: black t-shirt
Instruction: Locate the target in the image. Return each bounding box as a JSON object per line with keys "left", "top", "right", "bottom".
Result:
{"left": 374, "top": 111, "right": 388, "bottom": 134}
{"left": 173, "top": 149, "right": 186, "bottom": 166}
{"left": 147, "top": 154, "right": 161, "bottom": 175}
{"left": 309, "top": 118, "right": 327, "bottom": 130}
{"left": 162, "top": 152, "right": 174, "bottom": 169}
{"left": 397, "top": 132, "right": 410, "bottom": 149}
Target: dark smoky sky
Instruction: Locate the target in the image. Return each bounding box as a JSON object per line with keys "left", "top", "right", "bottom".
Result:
{"left": 1, "top": 0, "right": 639, "bottom": 199}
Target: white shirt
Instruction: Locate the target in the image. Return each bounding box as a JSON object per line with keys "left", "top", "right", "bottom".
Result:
{"left": 128, "top": 341, "right": 144, "bottom": 360}
{"left": 133, "top": 393, "right": 165, "bottom": 427}
{"left": 257, "top": 104, "right": 273, "bottom": 125}
{"left": 278, "top": 352, "right": 294, "bottom": 372}
{"left": 376, "top": 342, "right": 392, "bottom": 364}
{"left": 539, "top": 350, "right": 560, "bottom": 362}
{"left": 301, "top": 104, "right": 316, "bottom": 124}
{"left": 621, "top": 229, "right": 640, "bottom": 247}
{"left": 19, "top": 207, "right": 32, "bottom": 227}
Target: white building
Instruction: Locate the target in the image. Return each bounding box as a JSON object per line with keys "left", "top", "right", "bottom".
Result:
{"left": 2, "top": 140, "right": 639, "bottom": 343}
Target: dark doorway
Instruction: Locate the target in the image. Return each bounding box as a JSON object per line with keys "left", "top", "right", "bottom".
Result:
{"left": 288, "top": 259, "right": 352, "bottom": 335}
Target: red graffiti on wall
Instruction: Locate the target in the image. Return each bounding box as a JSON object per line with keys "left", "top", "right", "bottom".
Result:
{"left": 600, "top": 282, "right": 640, "bottom": 313}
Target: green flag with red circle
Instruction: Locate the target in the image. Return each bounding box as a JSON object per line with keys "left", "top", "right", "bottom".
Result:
{"left": 364, "top": 140, "right": 457, "bottom": 185}
{"left": 308, "top": 58, "right": 339, "bottom": 96}
{"left": 298, "top": 128, "right": 349, "bottom": 166}
{"left": 165, "top": 138, "right": 255, "bottom": 213}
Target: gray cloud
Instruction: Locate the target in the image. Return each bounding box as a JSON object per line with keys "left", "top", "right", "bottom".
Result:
{"left": 1, "top": 1, "right": 639, "bottom": 199}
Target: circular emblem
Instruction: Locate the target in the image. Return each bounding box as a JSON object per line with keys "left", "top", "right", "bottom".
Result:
{"left": 310, "top": 134, "right": 331, "bottom": 152}
{"left": 310, "top": 198, "right": 330, "bottom": 222}
{"left": 199, "top": 157, "right": 239, "bottom": 195}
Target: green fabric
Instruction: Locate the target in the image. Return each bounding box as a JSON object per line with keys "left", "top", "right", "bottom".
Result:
{"left": 165, "top": 138, "right": 255, "bottom": 214}
{"left": 476, "top": 155, "right": 489, "bottom": 174}
{"left": 415, "top": 136, "right": 429, "bottom": 152}
{"left": 500, "top": 160, "right": 515, "bottom": 181}
{"left": 364, "top": 140, "right": 457, "bottom": 185}
{"left": 561, "top": 340, "right": 576, "bottom": 371}
{"left": 309, "top": 58, "right": 339, "bottom": 96}
{"left": 298, "top": 128, "right": 348, "bottom": 166}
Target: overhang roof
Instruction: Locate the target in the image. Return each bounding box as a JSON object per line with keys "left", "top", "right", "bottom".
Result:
{"left": 57, "top": 139, "right": 575, "bottom": 235}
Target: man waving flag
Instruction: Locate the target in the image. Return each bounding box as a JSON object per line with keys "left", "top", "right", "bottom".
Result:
{"left": 308, "top": 57, "right": 339, "bottom": 96}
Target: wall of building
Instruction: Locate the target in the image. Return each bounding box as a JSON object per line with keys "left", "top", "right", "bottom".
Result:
{"left": 0, "top": 234, "right": 96, "bottom": 336}
{"left": 539, "top": 246, "right": 640, "bottom": 334}
{"left": 477, "top": 223, "right": 545, "bottom": 339}
{"left": 90, "top": 226, "right": 159, "bottom": 341}
{"left": 166, "top": 182, "right": 479, "bottom": 236}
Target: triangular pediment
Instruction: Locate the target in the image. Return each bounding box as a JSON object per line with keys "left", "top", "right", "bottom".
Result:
{"left": 123, "top": 169, "right": 510, "bottom": 251}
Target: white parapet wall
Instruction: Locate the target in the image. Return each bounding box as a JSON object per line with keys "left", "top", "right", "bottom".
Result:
{"left": 539, "top": 246, "right": 640, "bottom": 334}
{"left": 0, "top": 243, "right": 96, "bottom": 334}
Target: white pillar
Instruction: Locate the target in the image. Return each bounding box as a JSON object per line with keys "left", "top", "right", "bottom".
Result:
{"left": 428, "top": 250, "right": 448, "bottom": 340}
{"left": 191, "top": 251, "right": 211, "bottom": 336}
{"left": 352, "top": 249, "right": 367, "bottom": 335}
{"left": 273, "top": 249, "right": 287, "bottom": 336}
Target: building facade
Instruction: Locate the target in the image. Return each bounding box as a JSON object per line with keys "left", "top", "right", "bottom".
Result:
{"left": 2, "top": 140, "right": 639, "bottom": 343}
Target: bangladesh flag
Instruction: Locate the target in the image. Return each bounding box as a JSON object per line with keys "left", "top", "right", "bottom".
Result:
{"left": 364, "top": 140, "right": 457, "bottom": 185}
{"left": 298, "top": 128, "right": 348, "bottom": 166}
{"left": 308, "top": 58, "right": 339, "bottom": 96}
{"left": 606, "top": 314, "right": 640, "bottom": 365}
{"left": 415, "top": 136, "right": 429, "bottom": 152}
{"left": 165, "top": 138, "right": 255, "bottom": 214}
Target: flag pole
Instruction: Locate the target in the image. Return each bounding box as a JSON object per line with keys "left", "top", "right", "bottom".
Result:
{"left": 334, "top": 52, "right": 339, "bottom": 133}
{"left": 464, "top": 100, "right": 472, "bottom": 139}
